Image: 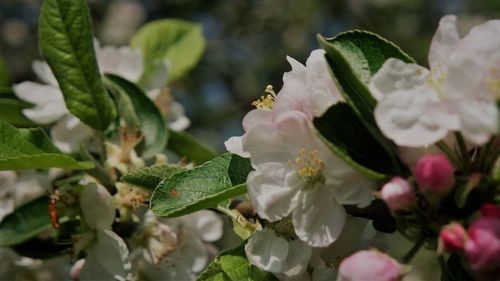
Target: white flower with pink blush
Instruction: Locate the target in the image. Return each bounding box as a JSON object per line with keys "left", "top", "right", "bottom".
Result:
{"left": 225, "top": 49, "right": 342, "bottom": 158}
{"left": 243, "top": 112, "right": 373, "bottom": 247}
{"left": 370, "top": 15, "right": 500, "bottom": 147}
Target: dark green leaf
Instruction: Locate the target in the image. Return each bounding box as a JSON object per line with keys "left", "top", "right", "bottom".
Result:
{"left": 0, "top": 121, "right": 93, "bottom": 170}
{"left": 0, "top": 98, "right": 37, "bottom": 126}
{"left": 167, "top": 130, "right": 217, "bottom": 165}
{"left": 440, "top": 254, "right": 474, "bottom": 281}
{"left": 104, "top": 74, "right": 168, "bottom": 158}
{"left": 0, "top": 56, "right": 11, "bottom": 87}
{"left": 39, "top": 0, "right": 116, "bottom": 131}
{"left": 197, "top": 244, "right": 277, "bottom": 281}
{"left": 150, "top": 153, "right": 251, "bottom": 217}
{"left": 120, "top": 164, "right": 186, "bottom": 190}
{"left": 314, "top": 102, "right": 393, "bottom": 178}
{"left": 0, "top": 197, "right": 52, "bottom": 246}
{"left": 131, "top": 19, "right": 206, "bottom": 83}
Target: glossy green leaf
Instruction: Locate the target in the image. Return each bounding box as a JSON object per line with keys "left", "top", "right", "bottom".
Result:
{"left": 150, "top": 153, "right": 251, "bottom": 217}
{"left": 0, "top": 197, "right": 52, "bottom": 246}
{"left": 0, "top": 98, "right": 36, "bottom": 126}
{"left": 197, "top": 244, "right": 277, "bottom": 281}
{"left": 120, "top": 164, "right": 186, "bottom": 190}
{"left": 131, "top": 19, "right": 206, "bottom": 82}
{"left": 104, "top": 74, "right": 168, "bottom": 158}
{"left": 0, "top": 121, "right": 93, "bottom": 170}
{"left": 39, "top": 0, "right": 116, "bottom": 131}
{"left": 167, "top": 130, "right": 217, "bottom": 165}
{"left": 314, "top": 102, "right": 394, "bottom": 179}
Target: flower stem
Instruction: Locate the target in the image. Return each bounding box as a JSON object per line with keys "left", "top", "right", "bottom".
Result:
{"left": 436, "top": 141, "right": 460, "bottom": 167}
{"left": 455, "top": 132, "right": 471, "bottom": 171}
{"left": 402, "top": 230, "right": 426, "bottom": 263}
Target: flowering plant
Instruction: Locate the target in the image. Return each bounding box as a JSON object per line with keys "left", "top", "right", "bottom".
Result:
{"left": 0, "top": 0, "right": 499, "bottom": 280}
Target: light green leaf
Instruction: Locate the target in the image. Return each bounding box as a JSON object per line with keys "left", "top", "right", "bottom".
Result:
{"left": 150, "top": 153, "right": 251, "bottom": 217}
{"left": 120, "top": 164, "right": 186, "bottom": 190}
{"left": 197, "top": 244, "right": 277, "bottom": 281}
{"left": 104, "top": 74, "right": 168, "bottom": 158}
{"left": 0, "top": 196, "right": 52, "bottom": 246}
{"left": 39, "top": 0, "right": 116, "bottom": 131}
{"left": 0, "top": 121, "right": 93, "bottom": 170}
{"left": 168, "top": 130, "right": 217, "bottom": 165}
{"left": 0, "top": 98, "right": 36, "bottom": 127}
{"left": 314, "top": 102, "right": 395, "bottom": 179}
{"left": 0, "top": 56, "right": 11, "bottom": 87}
{"left": 131, "top": 19, "right": 206, "bottom": 82}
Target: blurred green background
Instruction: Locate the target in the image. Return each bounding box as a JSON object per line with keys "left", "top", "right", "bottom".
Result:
{"left": 1, "top": 0, "right": 499, "bottom": 151}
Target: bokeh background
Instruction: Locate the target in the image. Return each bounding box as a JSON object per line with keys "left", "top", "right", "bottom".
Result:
{"left": 1, "top": 0, "right": 499, "bottom": 151}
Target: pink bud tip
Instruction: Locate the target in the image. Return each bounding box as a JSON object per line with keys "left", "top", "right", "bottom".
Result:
{"left": 480, "top": 204, "right": 500, "bottom": 219}
{"left": 381, "top": 177, "right": 415, "bottom": 211}
{"left": 464, "top": 217, "right": 500, "bottom": 279}
{"left": 415, "top": 154, "right": 454, "bottom": 194}
{"left": 439, "top": 222, "right": 467, "bottom": 253}
{"left": 338, "top": 250, "right": 401, "bottom": 281}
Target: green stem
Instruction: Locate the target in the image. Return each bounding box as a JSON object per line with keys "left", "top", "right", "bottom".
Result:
{"left": 436, "top": 141, "right": 460, "bottom": 167}
{"left": 402, "top": 231, "right": 426, "bottom": 263}
{"left": 455, "top": 132, "right": 471, "bottom": 171}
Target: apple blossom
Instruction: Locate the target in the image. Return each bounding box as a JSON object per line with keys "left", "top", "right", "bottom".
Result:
{"left": 380, "top": 177, "right": 415, "bottom": 211}
{"left": 337, "top": 250, "right": 402, "bottom": 281}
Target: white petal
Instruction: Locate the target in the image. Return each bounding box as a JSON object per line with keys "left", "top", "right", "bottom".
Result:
{"left": 192, "top": 210, "right": 223, "bottom": 242}
{"left": 32, "top": 60, "right": 58, "bottom": 86}
{"left": 169, "top": 116, "right": 191, "bottom": 132}
{"left": 369, "top": 58, "right": 429, "bottom": 101}
{"left": 80, "top": 230, "right": 129, "bottom": 281}
{"left": 458, "top": 99, "right": 498, "bottom": 145}
{"left": 281, "top": 239, "right": 312, "bottom": 278}
{"left": 96, "top": 45, "right": 144, "bottom": 82}
{"left": 283, "top": 56, "right": 306, "bottom": 83}
{"left": 459, "top": 19, "right": 500, "bottom": 54}
{"left": 374, "top": 87, "right": 452, "bottom": 147}
{"left": 224, "top": 136, "right": 250, "bottom": 158}
{"left": 247, "top": 163, "right": 301, "bottom": 222}
{"left": 245, "top": 228, "right": 289, "bottom": 273}
{"left": 242, "top": 109, "right": 272, "bottom": 132}
{"left": 292, "top": 186, "right": 346, "bottom": 247}
{"left": 80, "top": 183, "right": 115, "bottom": 230}
{"left": 51, "top": 115, "right": 94, "bottom": 153}
{"left": 13, "top": 82, "right": 68, "bottom": 124}
{"left": 167, "top": 101, "right": 190, "bottom": 131}
{"left": 428, "top": 15, "right": 459, "bottom": 69}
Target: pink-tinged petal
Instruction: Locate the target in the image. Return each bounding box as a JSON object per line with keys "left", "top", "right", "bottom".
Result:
{"left": 292, "top": 185, "right": 346, "bottom": 247}
{"left": 283, "top": 56, "right": 307, "bottom": 83}
{"left": 32, "top": 60, "right": 58, "bottom": 86}
{"left": 224, "top": 136, "right": 249, "bottom": 158}
{"left": 245, "top": 228, "right": 290, "bottom": 273}
{"left": 337, "top": 250, "right": 401, "bottom": 281}
{"left": 247, "top": 163, "right": 300, "bottom": 222}
{"left": 273, "top": 78, "right": 314, "bottom": 120}
{"left": 429, "top": 15, "right": 459, "bottom": 70}
{"left": 242, "top": 109, "right": 272, "bottom": 132}
{"left": 374, "top": 87, "right": 451, "bottom": 147}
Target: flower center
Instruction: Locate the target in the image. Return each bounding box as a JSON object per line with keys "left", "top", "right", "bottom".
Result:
{"left": 252, "top": 85, "right": 276, "bottom": 110}
{"left": 485, "top": 67, "right": 500, "bottom": 98}
{"left": 426, "top": 65, "right": 448, "bottom": 98}
{"left": 288, "top": 148, "right": 324, "bottom": 181}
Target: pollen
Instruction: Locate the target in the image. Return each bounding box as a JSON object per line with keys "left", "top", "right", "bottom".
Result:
{"left": 252, "top": 85, "right": 277, "bottom": 110}
{"left": 288, "top": 148, "right": 324, "bottom": 179}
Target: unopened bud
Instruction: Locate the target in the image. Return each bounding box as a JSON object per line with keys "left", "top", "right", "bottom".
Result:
{"left": 415, "top": 154, "right": 454, "bottom": 194}
{"left": 464, "top": 217, "right": 500, "bottom": 279}
{"left": 380, "top": 177, "right": 415, "bottom": 211}
{"left": 480, "top": 203, "right": 500, "bottom": 219}
{"left": 338, "top": 250, "right": 402, "bottom": 281}
{"left": 439, "top": 222, "right": 467, "bottom": 253}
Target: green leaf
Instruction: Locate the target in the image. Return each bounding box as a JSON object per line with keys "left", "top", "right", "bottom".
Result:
{"left": 150, "top": 153, "right": 252, "bottom": 217}
{"left": 131, "top": 19, "right": 206, "bottom": 82}
{"left": 197, "top": 244, "right": 277, "bottom": 281}
{"left": 0, "top": 98, "right": 37, "bottom": 126}
{"left": 0, "top": 121, "right": 93, "bottom": 170}
{"left": 0, "top": 56, "right": 11, "bottom": 87}
{"left": 168, "top": 130, "right": 217, "bottom": 165}
{"left": 120, "top": 164, "right": 186, "bottom": 190}
{"left": 318, "top": 30, "right": 414, "bottom": 175}
{"left": 0, "top": 196, "right": 52, "bottom": 246}
{"left": 104, "top": 74, "right": 168, "bottom": 158}
{"left": 314, "top": 102, "right": 393, "bottom": 179}
{"left": 39, "top": 0, "right": 116, "bottom": 131}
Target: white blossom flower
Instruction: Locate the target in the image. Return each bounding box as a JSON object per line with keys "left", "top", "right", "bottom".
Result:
{"left": 76, "top": 183, "right": 129, "bottom": 281}
{"left": 225, "top": 49, "right": 342, "bottom": 158}
{"left": 244, "top": 112, "right": 374, "bottom": 247}
{"left": 370, "top": 15, "right": 500, "bottom": 147}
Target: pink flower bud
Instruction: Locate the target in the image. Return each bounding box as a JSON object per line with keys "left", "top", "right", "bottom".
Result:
{"left": 338, "top": 250, "right": 401, "bottom": 281}
{"left": 464, "top": 217, "right": 500, "bottom": 280}
{"left": 480, "top": 204, "right": 500, "bottom": 219}
{"left": 380, "top": 177, "right": 415, "bottom": 211}
{"left": 439, "top": 222, "right": 467, "bottom": 253}
{"left": 415, "top": 154, "right": 454, "bottom": 194}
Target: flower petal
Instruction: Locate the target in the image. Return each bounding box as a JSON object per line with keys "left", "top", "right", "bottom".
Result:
{"left": 292, "top": 186, "right": 346, "bottom": 247}
{"left": 32, "top": 60, "right": 58, "bottom": 86}
{"left": 192, "top": 210, "right": 224, "bottom": 242}
{"left": 245, "top": 228, "right": 289, "bottom": 273}
{"left": 96, "top": 45, "right": 144, "bottom": 82}
{"left": 224, "top": 136, "right": 250, "bottom": 158}
{"left": 429, "top": 15, "right": 459, "bottom": 69}
{"left": 51, "top": 115, "right": 94, "bottom": 153}
{"left": 458, "top": 99, "right": 498, "bottom": 145}
{"left": 80, "top": 183, "right": 115, "bottom": 230}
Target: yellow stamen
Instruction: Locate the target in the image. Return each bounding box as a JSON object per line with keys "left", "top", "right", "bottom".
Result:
{"left": 288, "top": 148, "right": 324, "bottom": 180}
{"left": 252, "top": 85, "right": 277, "bottom": 109}
{"left": 485, "top": 67, "right": 500, "bottom": 98}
